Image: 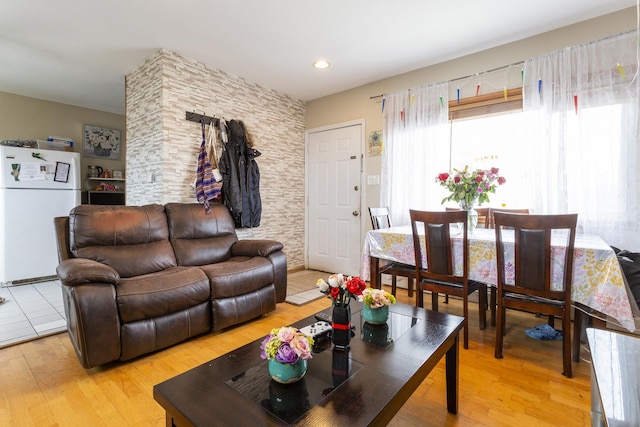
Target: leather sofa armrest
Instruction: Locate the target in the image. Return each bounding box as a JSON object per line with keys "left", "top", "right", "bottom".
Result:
{"left": 231, "top": 240, "right": 284, "bottom": 257}
{"left": 56, "top": 258, "right": 120, "bottom": 286}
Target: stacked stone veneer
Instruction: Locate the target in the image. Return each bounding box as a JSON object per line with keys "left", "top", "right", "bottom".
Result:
{"left": 126, "top": 49, "right": 306, "bottom": 269}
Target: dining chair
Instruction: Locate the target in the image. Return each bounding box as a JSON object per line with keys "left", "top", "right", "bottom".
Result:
{"left": 409, "top": 209, "right": 487, "bottom": 349}
{"left": 493, "top": 212, "right": 578, "bottom": 377}
{"left": 368, "top": 207, "right": 415, "bottom": 297}
{"left": 484, "top": 207, "right": 531, "bottom": 326}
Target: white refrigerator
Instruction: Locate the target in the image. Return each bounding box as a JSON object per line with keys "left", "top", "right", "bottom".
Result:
{"left": 0, "top": 146, "right": 81, "bottom": 285}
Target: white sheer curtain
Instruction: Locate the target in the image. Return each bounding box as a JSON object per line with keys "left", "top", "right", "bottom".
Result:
{"left": 381, "top": 83, "right": 450, "bottom": 226}
{"left": 523, "top": 31, "right": 640, "bottom": 250}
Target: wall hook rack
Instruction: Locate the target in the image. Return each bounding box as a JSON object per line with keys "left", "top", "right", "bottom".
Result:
{"left": 185, "top": 111, "right": 219, "bottom": 126}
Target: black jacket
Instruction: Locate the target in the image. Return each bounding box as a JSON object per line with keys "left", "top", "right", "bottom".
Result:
{"left": 219, "top": 120, "right": 262, "bottom": 227}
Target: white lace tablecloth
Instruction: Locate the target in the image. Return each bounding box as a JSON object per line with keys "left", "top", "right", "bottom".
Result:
{"left": 362, "top": 226, "right": 637, "bottom": 332}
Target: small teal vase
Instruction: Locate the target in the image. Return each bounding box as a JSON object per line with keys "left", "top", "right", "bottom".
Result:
{"left": 268, "top": 358, "right": 307, "bottom": 384}
{"left": 362, "top": 304, "right": 389, "bottom": 325}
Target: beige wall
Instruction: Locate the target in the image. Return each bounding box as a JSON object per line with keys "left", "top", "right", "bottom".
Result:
{"left": 0, "top": 91, "right": 126, "bottom": 188}
{"left": 305, "top": 7, "right": 637, "bottom": 218}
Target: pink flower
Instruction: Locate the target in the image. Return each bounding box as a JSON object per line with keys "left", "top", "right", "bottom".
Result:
{"left": 438, "top": 172, "right": 449, "bottom": 181}
{"left": 290, "top": 336, "right": 313, "bottom": 360}
{"left": 491, "top": 167, "right": 499, "bottom": 174}
{"left": 475, "top": 175, "right": 483, "bottom": 182}
{"left": 498, "top": 176, "right": 506, "bottom": 185}
{"left": 277, "top": 326, "right": 297, "bottom": 343}
{"left": 454, "top": 175, "right": 461, "bottom": 183}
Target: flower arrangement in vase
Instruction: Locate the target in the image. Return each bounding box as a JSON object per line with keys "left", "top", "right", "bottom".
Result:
{"left": 359, "top": 288, "right": 396, "bottom": 324}
{"left": 316, "top": 274, "right": 367, "bottom": 348}
{"left": 260, "top": 326, "right": 314, "bottom": 384}
{"left": 436, "top": 165, "right": 506, "bottom": 232}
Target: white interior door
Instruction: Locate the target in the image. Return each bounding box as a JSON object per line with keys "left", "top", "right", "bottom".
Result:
{"left": 307, "top": 122, "right": 363, "bottom": 276}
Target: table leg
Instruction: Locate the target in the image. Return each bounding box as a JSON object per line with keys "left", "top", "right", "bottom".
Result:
{"left": 445, "top": 333, "right": 459, "bottom": 414}
{"left": 369, "top": 256, "right": 381, "bottom": 289}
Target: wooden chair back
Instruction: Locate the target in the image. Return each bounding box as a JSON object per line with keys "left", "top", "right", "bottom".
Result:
{"left": 485, "top": 207, "right": 530, "bottom": 229}
{"left": 410, "top": 209, "right": 468, "bottom": 282}
{"left": 368, "top": 207, "right": 392, "bottom": 230}
{"left": 494, "top": 212, "right": 577, "bottom": 300}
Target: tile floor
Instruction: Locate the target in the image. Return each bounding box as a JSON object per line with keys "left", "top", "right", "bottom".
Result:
{"left": 0, "top": 280, "right": 66, "bottom": 348}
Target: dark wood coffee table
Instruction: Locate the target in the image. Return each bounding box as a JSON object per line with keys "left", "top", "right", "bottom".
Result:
{"left": 154, "top": 302, "right": 464, "bottom": 426}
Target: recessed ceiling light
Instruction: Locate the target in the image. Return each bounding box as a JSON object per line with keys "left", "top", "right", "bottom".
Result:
{"left": 313, "top": 59, "right": 331, "bottom": 70}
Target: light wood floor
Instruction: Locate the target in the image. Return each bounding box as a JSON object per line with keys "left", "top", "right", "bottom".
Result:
{"left": 0, "top": 285, "right": 591, "bottom": 426}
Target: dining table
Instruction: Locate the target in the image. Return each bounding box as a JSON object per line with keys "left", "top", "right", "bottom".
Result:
{"left": 361, "top": 225, "right": 638, "bottom": 333}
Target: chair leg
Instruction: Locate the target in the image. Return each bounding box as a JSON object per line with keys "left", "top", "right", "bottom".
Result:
{"left": 391, "top": 276, "right": 397, "bottom": 297}
{"left": 462, "top": 294, "right": 469, "bottom": 349}
{"left": 407, "top": 277, "right": 414, "bottom": 298}
{"left": 444, "top": 295, "right": 449, "bottom": 304}
{"left": 478, "top": 286, "right": 487, "bottom": 330}
{"left": 572, "top": 307, "right": 583, "bottom": 363}
{"left": 490, "top": 287, "right": 496, "bottom": 327}
{"left": 562, "top": 312, "right": 572, "bottom": 378}
{"left": 548, "top": 315, "right": 555, "bottom": 329}
{"left": 431, "top": 292, "right": 439, "bottom": 311}
{"left": 495, "top": 300, "right": 505, "bottom": 359}
{"left": 416, "top": 283, "right": 423, "bottom": 308}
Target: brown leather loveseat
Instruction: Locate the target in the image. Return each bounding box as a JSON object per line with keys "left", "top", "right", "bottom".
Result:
{"left": 54, "top": 203, "right": 287, "bottom": 369}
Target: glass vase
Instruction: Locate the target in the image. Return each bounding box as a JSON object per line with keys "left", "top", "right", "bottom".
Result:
{"left": 459, "top": 200, "right": 478, "bottom": 234}
{"left": 331, "top": 304, "right": 351, "bottom": 348}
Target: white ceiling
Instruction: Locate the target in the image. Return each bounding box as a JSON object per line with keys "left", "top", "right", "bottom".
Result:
{"left": 0, "top": 1, "right": 636, "bottom": 114}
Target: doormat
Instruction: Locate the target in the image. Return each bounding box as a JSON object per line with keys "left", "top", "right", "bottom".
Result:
{"left": 284, "top": 269, "right": 330, "bottom": 306}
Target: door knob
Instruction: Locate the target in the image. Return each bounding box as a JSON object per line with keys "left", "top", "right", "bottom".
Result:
{"left": 354, "top": 186, "right": 359, "bottom": 191}
{"left": 353, "top": 211, "right": 360, "bottom": 217}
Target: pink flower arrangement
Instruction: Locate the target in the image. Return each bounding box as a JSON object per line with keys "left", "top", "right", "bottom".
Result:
{"left": 260, "top": 326, "right": 314, "bottom": 364}
{"left": 436, "top": 165, "right": 506, "bottom": 207}
{"left": 359, "top": 288, "right": 396, "bottom": 308}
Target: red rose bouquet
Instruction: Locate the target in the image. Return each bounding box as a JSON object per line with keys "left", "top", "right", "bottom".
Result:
{"left": 316, "top": 273, "right": 367, "bottom": 307}
{"left": 436, "top": 165, "right": 506, "bottom": 207}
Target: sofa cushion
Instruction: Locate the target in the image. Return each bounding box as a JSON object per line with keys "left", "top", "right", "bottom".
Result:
{"left": 201, "top": 257, "right": 274, "bottom": 298}
{"left": 69, "top": 204, "right": 177, "bottom": 278}
{"left": 117, "top": 266, "right": 210, "bottom": 323}
{"left": 165, "top": 203, "right": 238, "bottom": 266}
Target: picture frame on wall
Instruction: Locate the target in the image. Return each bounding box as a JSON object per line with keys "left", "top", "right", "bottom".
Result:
{"left": 83, "top": 125, "right": 121, "bottom": 160}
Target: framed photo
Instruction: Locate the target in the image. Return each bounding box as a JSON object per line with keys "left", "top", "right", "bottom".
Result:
{"left": 54, "top": 162, "right": 70, "bottom": 183}
{"left": 112, "top": 170, "right": 123, "bottom": 179}
{"left": 83, "top": 125, "right": 121, "bottom": 160}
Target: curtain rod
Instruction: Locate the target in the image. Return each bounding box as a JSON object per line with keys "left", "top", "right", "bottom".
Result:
{"left": 369, "top": 60, "right": 525, "bottom": 99}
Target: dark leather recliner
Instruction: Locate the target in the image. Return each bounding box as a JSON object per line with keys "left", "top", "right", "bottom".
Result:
{"left": 54, "top": 203, "right": 287, "bottom": 369}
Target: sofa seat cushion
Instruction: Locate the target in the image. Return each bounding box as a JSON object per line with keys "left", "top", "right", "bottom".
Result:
{"left": 201, "top": 257, "right": 274, "bottom": 298}
{"left": 117, "top": 267, "right": 210, "bottom": 323}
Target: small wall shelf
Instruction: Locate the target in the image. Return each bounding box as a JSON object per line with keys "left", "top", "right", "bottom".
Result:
{"left": 83, "top": 177, "right": 126, "bottom": 205}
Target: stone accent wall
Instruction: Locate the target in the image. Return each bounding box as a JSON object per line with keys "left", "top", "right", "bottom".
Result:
{"left": 125, "top": 49, "right": 306, "bottom": 269}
